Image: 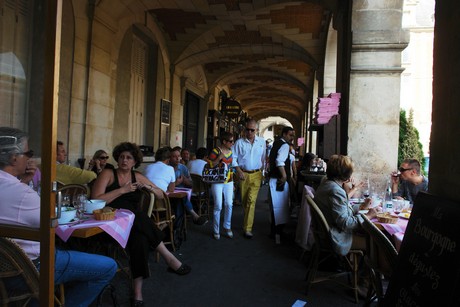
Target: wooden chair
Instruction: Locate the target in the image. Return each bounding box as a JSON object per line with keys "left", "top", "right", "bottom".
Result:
{"left": 139, "top": 188, "right": 155, "bottom": 218}
{"left": 191, "top": 174, "right": 210, "bottom": 218}
{"left": 0, "top": 237, "right": 65, "bottom": 307}
{"left": 150, "top": 191, "right": 176, "bottom": 261}
{"left": 305, "top": 195, "right": 363, "bottom": 303}
{"left": 360, "top": 214, "right": 398, "bottom": 306}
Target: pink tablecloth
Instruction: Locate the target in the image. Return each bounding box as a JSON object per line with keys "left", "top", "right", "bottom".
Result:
{"left": 55, "top": 209, "right": 135, "bottom": 248}
{"left": 372, "top": 217, "right": 409, "bottom": 252}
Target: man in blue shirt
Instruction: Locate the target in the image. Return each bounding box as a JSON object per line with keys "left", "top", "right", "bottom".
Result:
{"left": 169, "top": 148, "right": 207, "bottom": 226}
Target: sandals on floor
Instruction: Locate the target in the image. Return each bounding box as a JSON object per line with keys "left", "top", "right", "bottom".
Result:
{"left": 132, "top": 299, "right": 144, "bottom": 306}
{"left": 167, "top": 263, "right": 192, "bottom": 275}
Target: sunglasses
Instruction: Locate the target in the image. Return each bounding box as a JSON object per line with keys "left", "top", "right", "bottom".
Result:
{"left": 399, "top": 167, "right": 413, "bottom": 173}
{"left": 225, "top": 139, "right": 234, "bottom": 143}
{"left": 99, "top": 156, "right": 109, "bottom": 160}
{"left": 18, "top": 150, "right": 34, "bottom": 158}
{"left": 245, "top": 128, "right": 255, "bottom": 132}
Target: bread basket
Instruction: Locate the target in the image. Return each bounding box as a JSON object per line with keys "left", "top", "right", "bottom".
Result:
{"left": 93, "top": 207, "right": 116, "bottom": 220}
{"left": 376, "top": 213, "right": 399, "bottom": 224}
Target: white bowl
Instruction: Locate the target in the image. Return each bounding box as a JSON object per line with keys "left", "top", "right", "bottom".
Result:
{"left": 84, "top": 199, "right": 106, "bottom": 213}
{"left": 57, "top": 207, "right": 77, "bottom": 224}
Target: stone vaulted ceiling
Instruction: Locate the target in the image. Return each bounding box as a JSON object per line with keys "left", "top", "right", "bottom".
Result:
{"left": 145, "top": 0, "right": 335, "bottom": 125}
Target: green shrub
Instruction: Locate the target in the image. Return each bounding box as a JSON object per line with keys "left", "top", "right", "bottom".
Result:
{"left": 398, "top": 109, "right": 425, "bottom": 174}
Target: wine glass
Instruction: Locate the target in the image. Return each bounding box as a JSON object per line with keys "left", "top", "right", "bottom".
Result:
{"left": 362, "top": 177, "right": 370, "bottom": 199}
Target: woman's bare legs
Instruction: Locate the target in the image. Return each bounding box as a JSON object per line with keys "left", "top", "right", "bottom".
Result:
{"left": 155, "top": 242, "right": 182, "bottom": 270}
{"left": 133, "top": 277, "right": 143, "bottom": 301}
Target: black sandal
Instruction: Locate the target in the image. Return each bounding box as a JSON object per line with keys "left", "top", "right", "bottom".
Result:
{"left": 167, "top": 263, "right": 191, "bottom": 275}
{"left": 132, "top": 299, "right": 144, "bottom": 306}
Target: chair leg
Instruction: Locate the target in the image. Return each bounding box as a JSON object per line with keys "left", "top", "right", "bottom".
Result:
{"left": 54, "top": 283, "right": 65, "bottom": 306}
{"left": 305, "top": 246, "right": 319, "bottom": 294}
{"left": 352, "top": 253, "right": 359, "bottom": 303}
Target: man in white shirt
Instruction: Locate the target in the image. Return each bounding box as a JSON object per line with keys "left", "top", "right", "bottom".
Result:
{"left": 187, "top": 147, "right": 208, "bottom": 175}
{"left": 144, "top": 147, "right": 207, "bottom": 226}
{"left": 232, "top": 119, "right": 266, "bottom": 238}
{"left": 268, "top": 126, "right": 295, "bottom": 244}
{"left": 144, "top": 147, "right": 175, "bottom": 193}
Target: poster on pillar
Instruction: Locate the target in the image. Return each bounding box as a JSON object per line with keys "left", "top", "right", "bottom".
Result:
{"left": 174, "top": 132, "right": 182, "bottom": 147}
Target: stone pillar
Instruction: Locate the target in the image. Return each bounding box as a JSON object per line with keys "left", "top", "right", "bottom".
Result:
{"left": 348, "top": 0, "right": 409, "bottom": 191}
{"left": 430, "top": 1, "right": 460, "bottom": 202}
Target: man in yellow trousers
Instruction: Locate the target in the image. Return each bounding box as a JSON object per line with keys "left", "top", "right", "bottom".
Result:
{"left": 232, "top": 119, "right": 266, "bottom": 238}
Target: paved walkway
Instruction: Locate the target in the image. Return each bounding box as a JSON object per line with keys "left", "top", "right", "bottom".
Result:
{"left": 99, "top": 185, "right": 366, "bottom": 306}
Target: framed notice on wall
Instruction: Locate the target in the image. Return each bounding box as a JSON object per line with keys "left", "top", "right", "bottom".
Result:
{"left": 160, "top": 99, "right": 171, "bottom": 147}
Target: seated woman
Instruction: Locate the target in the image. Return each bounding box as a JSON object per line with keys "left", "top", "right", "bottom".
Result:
{"left": 88, "top": 149, "right": 115, "bottom": 175}
{"left": 313, "top": 154, "right": 378, "bottom": 256}
{"left": 91, "top": 142, "right": 191, "bottom": 306}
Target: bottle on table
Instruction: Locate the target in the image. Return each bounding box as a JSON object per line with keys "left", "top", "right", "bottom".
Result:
{"left": 384, "top": 179, "right": 393, "bottom": 213}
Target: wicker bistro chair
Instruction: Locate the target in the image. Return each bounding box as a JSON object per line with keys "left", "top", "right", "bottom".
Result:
{"left": 0, "top": 237, "right": 65, "bottom": 307}
{"left": 190, "top": 174, "right": 210, "bottom": 218}
{"left": 360, "top": 214, "right": 398, "bottom": 306}
{"left": 305, "top": 195, "right": 363, "bottom": 303}
{"left": 149, "top": 191, "right": 176, "bottom": 261}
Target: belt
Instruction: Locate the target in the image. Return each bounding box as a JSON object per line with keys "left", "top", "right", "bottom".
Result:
{"left": 242, "top": 169, "right": 260, "bottom": 174}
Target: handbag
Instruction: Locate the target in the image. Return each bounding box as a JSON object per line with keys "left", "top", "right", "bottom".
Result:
{"left": 202, "top": 161, "right": 229, "bottom": 183}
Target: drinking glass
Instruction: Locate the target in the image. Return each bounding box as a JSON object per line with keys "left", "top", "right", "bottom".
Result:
{"left": 393, "top": 199, "right": 404, "bottom": 215}
{"left": 75, "top": 194, "right": 88, "bottom": 219}
{"left": 362, "top": 177, "right": 370, "bottom": 199}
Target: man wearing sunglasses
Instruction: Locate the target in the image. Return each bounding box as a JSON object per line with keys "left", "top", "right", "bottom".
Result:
{"left": 391, "top": 158, "right": 428, "bottom": 203}
{"left": 233, "top": 119, "right": 266, "bottom": 239}
{"left": 0, "top": 127, "right": 117, "bottom": 306}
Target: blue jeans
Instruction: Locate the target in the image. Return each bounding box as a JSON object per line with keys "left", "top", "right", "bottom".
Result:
{"left": 51, "top": 249, "right": 117, "bottom": 306}
{"left": 7, "top": 249, "right": 116, "bottom": 307}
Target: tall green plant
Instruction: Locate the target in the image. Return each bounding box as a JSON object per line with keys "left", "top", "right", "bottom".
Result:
{"left": 398, "top": 109, "right": 425, "bottom": 173}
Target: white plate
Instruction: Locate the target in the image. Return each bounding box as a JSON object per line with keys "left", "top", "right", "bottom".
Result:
{"left": 359, "top": 210, "right": 369, "bottom": 214}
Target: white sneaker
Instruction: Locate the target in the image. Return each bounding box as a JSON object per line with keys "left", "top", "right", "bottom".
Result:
{"left": 213, "top": 233, "right": 220, "bottom": 240}
{"left": 224, "top": 228, "right": 233, "bottom": 239}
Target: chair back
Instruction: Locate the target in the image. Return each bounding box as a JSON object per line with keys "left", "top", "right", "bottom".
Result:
{"left": 360, "top": 214, "right": 398, "bottom": 277}
{"left": 190, "top": 174, "right": 210, "bottom": 216}
{"left": 0, "top": 237, "right": 40, "bottom": 306}
{"left": 305, "top": 195, "right": 332, "bottom": 251}
{"left": 191, "top": 174, "right": 208, "bottom": 195}
{"left": 57, "top": 184, "right": 89, "bottom": 204}
{"left": 139, "top": 189, "right": 155, "bottom": 218}
{"left": 151, "top": 191, "right": 175, "bottom": 227}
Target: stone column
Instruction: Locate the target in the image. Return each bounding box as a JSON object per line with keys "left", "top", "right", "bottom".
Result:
{"left": 348, "top": 0, "right": 409, "bottom": 191}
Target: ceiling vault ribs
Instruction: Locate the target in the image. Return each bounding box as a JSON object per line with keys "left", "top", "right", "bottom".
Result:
{"left": 146, "top": 1, "right": 332, "bottom": 127}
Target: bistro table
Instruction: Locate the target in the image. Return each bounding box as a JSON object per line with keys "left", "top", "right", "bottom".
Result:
{"left": 55, "top": 209, "right": 135, "bottom": 248}
{"left": 167, "top": 187, "right": 192, "bottom": 200}
{"left": 372, "top": 215, "right": 409, "bottom": 251}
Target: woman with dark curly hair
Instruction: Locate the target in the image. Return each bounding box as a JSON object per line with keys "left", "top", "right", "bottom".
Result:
{"left": 92, "top": 142, "right": 191, "bottom": 306}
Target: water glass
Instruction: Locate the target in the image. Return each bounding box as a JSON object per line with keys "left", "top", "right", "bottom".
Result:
{"left": 392, "top": 199, "right": 404, "bottom": 214}
{"left": 75, "top": 194, "right": 88, "bottom": 219}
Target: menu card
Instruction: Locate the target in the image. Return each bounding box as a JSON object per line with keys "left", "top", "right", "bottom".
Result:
{"left": 384, "top": 192, "right": 460, "bottom": 306}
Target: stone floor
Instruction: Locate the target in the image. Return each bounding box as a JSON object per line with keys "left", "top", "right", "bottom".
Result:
{"left": 97, "top": 185, "right": 373, "bottom": 306}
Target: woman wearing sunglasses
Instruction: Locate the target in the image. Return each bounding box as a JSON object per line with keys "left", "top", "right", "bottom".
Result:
{"left": 88, "top": 149, "right": 115, "bottom": 175}
{"left": 208, "top": 131, "right": 235, "bottom": 240}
